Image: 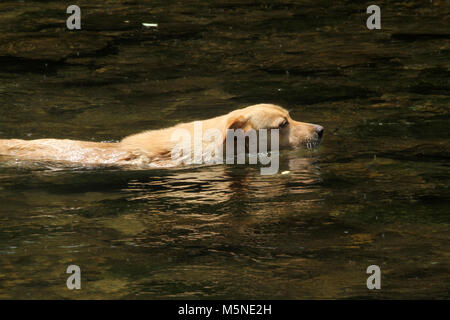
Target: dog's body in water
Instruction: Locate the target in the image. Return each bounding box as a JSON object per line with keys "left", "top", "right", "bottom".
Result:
{"left": 0, "top": 104, "right": 323, "bottom": 168}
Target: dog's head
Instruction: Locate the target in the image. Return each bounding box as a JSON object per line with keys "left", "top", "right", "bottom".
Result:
{"left": 223, "top": 104, "right": 324, "bottom": 150}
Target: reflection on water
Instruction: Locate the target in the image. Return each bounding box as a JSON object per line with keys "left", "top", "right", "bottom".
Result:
{"left": 0, "top": 0, "right": 449, "bottom": 299}
{"left": 124, "top": 157, "right": 321, "bottom": 204}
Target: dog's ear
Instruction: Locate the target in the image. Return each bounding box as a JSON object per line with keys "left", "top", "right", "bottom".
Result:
{"left": 217, "top": 113, "right": 250, "bottom": 146}
{"left": 225, "top": 114, "right": 248, "bottom": 131}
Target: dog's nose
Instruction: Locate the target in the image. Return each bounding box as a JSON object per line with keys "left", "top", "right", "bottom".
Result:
{"left": 314, "top": 125, "right": 324, "bottom": 139}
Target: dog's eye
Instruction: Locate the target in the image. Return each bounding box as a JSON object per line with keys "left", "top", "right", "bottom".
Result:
{"left": 279, "top": 120, "right": 289, "bottom": 128}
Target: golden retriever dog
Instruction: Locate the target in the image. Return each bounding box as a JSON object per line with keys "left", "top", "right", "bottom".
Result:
{"left": 0, "top": 104, "right": 323, "bottom": 167}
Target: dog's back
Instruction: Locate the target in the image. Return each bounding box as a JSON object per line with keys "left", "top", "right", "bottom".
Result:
{"left": 0, "top": 139, "right": 131, "bottom": 164}
{"left": 0, "top": 104, "right": 323, "bottom": 166}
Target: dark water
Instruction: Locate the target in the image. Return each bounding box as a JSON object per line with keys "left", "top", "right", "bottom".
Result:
{"left": 0, "top": 0, "right": 449, "bottom": 299}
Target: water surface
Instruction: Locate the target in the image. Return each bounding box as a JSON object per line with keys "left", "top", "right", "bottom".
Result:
{"left": 0, "top": 0, "right": 449, "bottom": 299}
